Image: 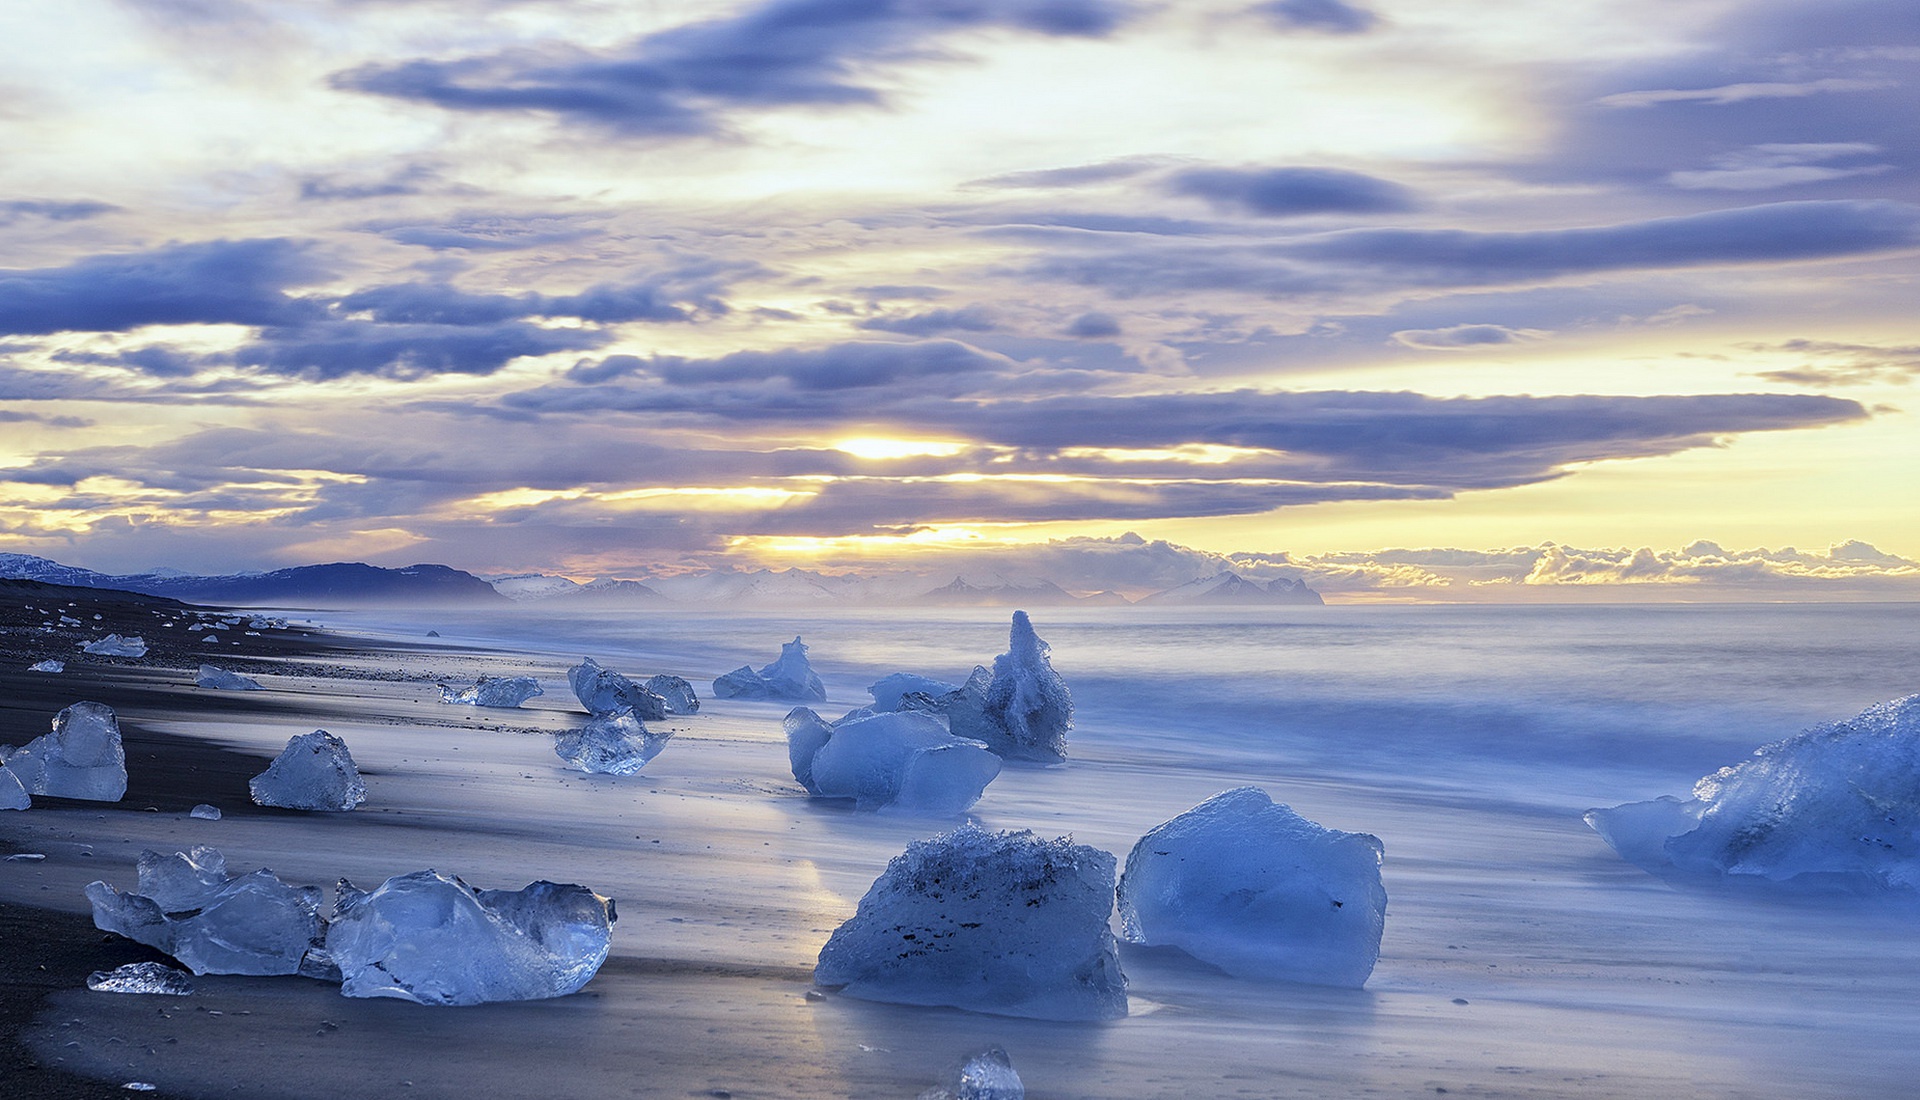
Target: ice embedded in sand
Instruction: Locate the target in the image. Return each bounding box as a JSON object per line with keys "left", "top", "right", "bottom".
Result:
{"left": 81, "top": 634, "right": 148, "bottom": 657}
{"left": 197, "top": 664, "right": 264, "bottom": 691}
{"left": 553, "top": 711, "right": 672, "bottom": 775}
{"left": 326, "top": 870, "right": 616, "bottom": 1006}
{"left": 712, "top": 636, "right": 827, "bottom": 702}
{"left": 1117, "top": 787, "right": 1387, "bottom": 987}
{"left": 787, "top": 708, "right": 1000, "bottom": 815}
{"left": 438, "top": 675, "right": 544, "bottom": 708}
{"left": 814, "top": 823, "right": 1128, "bottom": 1020}
{"left": 1586, "top": 693, "right": 1920, "bottom": 891}
{"left": 568, "top": 657, "right": 666, "bottom": 719}
{"left": 28, "top": 659, "right": 63, "bottom": 673}
{"left": 87, "top": 846, "right": 328, "bottom": 976}
{"left": 250, "top": 730, "right": 366, "bottom": 811}
{"left": 645, "top": 673, "right": 700, "bottom": 714}
{"left": 4, "top": 700, "right": 128, "bottom": 801}
{"left": 87, "top": 961, "right": 195, "bottom": 996}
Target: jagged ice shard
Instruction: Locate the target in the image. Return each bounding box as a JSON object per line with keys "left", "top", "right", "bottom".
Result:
{"left": 5, "top": 701, "right": 127, "bottom": 801}
{"left": 326, "top": 870, "right": 616, "bottom": 1006}
{"left": 940, "top": 612, "right": 1072, "bottom": 764}
{"left": 197, "top": 665, "right": 264, "bottom": 691}
{"left": 1118, "top": 787, "right": 1387, "bottom": 987}
{"left": 787, "top": 708, "right": 1000, "bottom": 815}
{"left": 439, "top": 675, "right": 544, "bottom": 708}
{"left": 568, "top": 657, "right": 666, "bottom": 720}
{"left": 554, "top": 711, "right": 671, "bottom": 775}
{"left": 250, "top": 730, "right": 366, "bottom": 811}
{"left": 644, "top": 674, "right": 700, "bottom": 715}
{"left": 87, "top": 846, "right": 328, "bottom": 976}
{"left": 712, "top": 636, "right": 827, "bottom": 702}
{"left": 814, "top": 824, "right": 1128, "bottom": 1020}
{"left": 1586, "top": 694, "right": 1920, "bottom": 891}
{"left": 87, "top": 962, "right": 196, "bottom": 996}
{"left": 82, "top": 634, "right": 148, "bottom": 657}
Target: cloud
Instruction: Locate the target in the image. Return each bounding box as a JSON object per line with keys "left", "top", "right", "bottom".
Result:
{"left": 0, "top": 409, "right": 91, "bottom": 428}
{"left": 0, "top": 239, "right": 323, "bottom": 335}
{"left": 1252, "top": 0, "right": 1379, "bottom": 35}
{"left": 968, "top": 157, "right": 1166, "bottom": 189}
{"left": 1391, "top": 324, "right": 1551, "bottom": 350}
{"left": 1597, "top": 78, "right": 1897, "bottom": 109}
{"left": 855, "top": 305, "right": 999, "bottom": 335}
{"left": 1066, "top": 311, "right": 1121, "bottom": 338}
{"left": 333, "top": 0, "right": 1139, "bottom": 137}
{"left": 1166, "top": 166, "right": 1415, "bottom": 217}
{"left": 1746, "top": 338, "right": 1920, "bottom": 387}
{"left": 231, "top": 320, "right": 607, "bottom": 381}
{"left": 0, "top": 199, "right": 119, "bottom": 224}
{"left": 339, "top": 277, "right": 718, "bottom": 325}
{"left": 1668, "top": 143, "right": 1892, "bottom": 191}
{"left": 651, "top": 339, "right": 1013, "bottom": 391}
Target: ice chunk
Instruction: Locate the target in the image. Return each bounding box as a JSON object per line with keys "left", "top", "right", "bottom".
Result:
{"left": 250, "top": 730, "right": 366, "bottom": 811}
{"left": 870, "top": 673, "right": 960, "bottom": 713}
{"left": 553, "top": 711, "right": 671, "bottom": 775}
{"left": 87, "top": 962, "right": 195, "bottom": 996}
{"left": 438, "top": 675, "right": 544, "bottom": 708}
{"left": 979, "top": 612, "right": 1072, "bottom": 763}
{"left": 326, "top": 870, "right": 615, "bottom": 1006}
{"left": 5, "top": 701, "right": 128, "bottom": 801}
{"left": 1586, "top": 694, "right": 1920, "bottom": 891}
{"left": 712, "top": 636, "right": 827, "bottom": 702}
{"left": 197, "top": 664, "right": 264, "bottom": 691}
{"left": 801, "top": 712, "right": 1001, "bottom": 815}
{"left": 814, "top": 824, "right": 1127, "bottom": 1020}
{"left": 28, "top": 659, "right": 63, "bottom": 673}
{"left": 645, "top": 674, "right": 700, "bottom": 715}
{"left": 190, "top": 803, "right": 222, "bottom": 820}
{"left": 1117, "top": 787, "right": 1386, "bottom": 987}
{"left": 567, "top": 657, "right": 666, "bottom": 719}
{"left": 87, "top": 847, "right": 327, "bottom": 976}
{"left": 82, "top": 634, "right": 148, "bottom": 657}
{"left": 784, "top": 707, "right": 837, "bottom": 794}
{"left": 0, "top": 765, "right": 28, "bottom": 810}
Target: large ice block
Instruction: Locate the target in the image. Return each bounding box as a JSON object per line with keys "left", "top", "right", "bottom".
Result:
{"left": 712, "top": 636, "right": 827, "bottom": 702}
{"left": 815, "top": 824, "right": 1128, "bottom": 1020}
{"left": 553, "top": 711, "right": 671, "bottom": 775}
{"left": 87, "top": 846, "right": 328, "bottom": 976}
{"left": 800, "top": 711, "right": 1001, "bottom": 815}
{"left": 1117, "top": 787, "right": 1387, "bottom": 987}
{"left": 978, "top": 612, "right": 1072, "bottom": 763}
{"left": 250, "top": 730, "right": 366, "bottom": 811}
{"left": 568, "top": 657, "right": 666, "bottom": 719}
{"left": 326, "top": 870, "right": 616, "bottom": 1006}
{"left": 5, "top": 701, "right": 128, "bottom": 802}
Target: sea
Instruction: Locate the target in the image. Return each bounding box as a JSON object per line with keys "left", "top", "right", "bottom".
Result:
{"left": 29, "top": 601, "right": 1920, "bottom": 1098}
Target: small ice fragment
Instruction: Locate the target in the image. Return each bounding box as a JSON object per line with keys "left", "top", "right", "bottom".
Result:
{"left": 955, "top": 1047, "right": 1025, "bottom": 1100}
{"left": 5, "top": 701, "right": 128, "bottom": 802}
{"left": 326, "top": 870, "right": 616, "bottom": 1005}
{"left": 88, "top": 847, "right": 327, "bottom": 976}
{"left": 815, "top": 823, "right": 1128, "bottom": 1020}
{"left": 28, "top": 659, "right": 64, "bottom": 673}
{"left": 1587, "top": 693, "right": 1920, "bottom": 890}
{"left": 190, "top": 803, "right": 222, "bottom": 820}
{"left": 197, "top": 665, "right": 264, "bottom": 691}
{"left": 82, "top": 634, "right": 148, "bottom": 657}
{"left": 123, "top": 1083, "right": 158, "bottom": 1092}
{"left": 1117, "top": 787, "right": 1387, "bottom": 987}
{"left": 553, "top": 711, "right": 671, "bottom": 775}
{"left": 200, "top": 635, "right": 221, "bottom": 645}
{"left": 438, "top": 675, "right": 544, "bottom": 708}
{"left": 250, "top": 730, "right": 366, "bottom": 811}
{"left": 568, "top": 658, "right": 666, "bottom": 719}
{"left": 88, "top": 961, "right": 195, "bottom": 996}
{"left": 6, "top": 852, "right": 46, "bottom": 860}
{"left": 644, "top": 674, "right": 700, "bottom": 715}
{"left": 799, "top": 711, "right": 1000, "bottom": 814}
{"left": 712, "top": 636, "right": 827, "bottom": 702}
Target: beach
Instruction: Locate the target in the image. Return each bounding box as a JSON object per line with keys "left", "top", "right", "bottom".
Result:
{"left": 6, "top": 592, "right": 1920, "bottom": 1098}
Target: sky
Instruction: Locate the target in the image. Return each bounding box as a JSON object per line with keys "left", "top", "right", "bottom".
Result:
{"left": 0, "top": 0, "right": 1916, "bottom": 600}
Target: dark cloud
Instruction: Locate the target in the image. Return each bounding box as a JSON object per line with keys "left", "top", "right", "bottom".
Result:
{"left": 1746, "top": 338, "right": 1920, "bottom": 387}
{"left": 339, "top": 278, "right": 714, "bottom": 326}
{"left": 1167, "top": 166, "right": 1415, "bottom": 217}
{"left": 0, "top": 199, "right": 119, "bottom": 224}
{"left": 652, "top": 339, "right": 1011, "bottom": 391}
{"left": 856, "top": 305, "right": 999, "bottom": 335}
{"left": 1253, "top": 0, "right": 1379, "bottom": 34}
{"left": 0, "top": 409, "right": 91, "bottom": 428}
{"left": 0, "top": 239, "right": 323, "bottom": 335}
{"left": 299, "top": 165, "right": 438, "bottom": 201}
{"left": 967, "top": 157, "right": 1165, "bottom": 189}
{"left": 232, "top": 319, "right": 607, "bottom": 381}
{"left": 1066, "top": 311, "right": 1121, "bottom": 338}
{"left": 1391, "top": 324, "right": 1548, "bottom": 350}
{"left": 332, "top": 0, "right": 1139, "bottom": 137}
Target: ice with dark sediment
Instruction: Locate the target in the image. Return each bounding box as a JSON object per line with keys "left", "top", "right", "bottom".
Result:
{"left": 438, "top": 675, "right": 544, "bottom": 708}
{"left": 1118, "top": 787, "right": 1387, "bottom": 987}
{"left": 87, "top": 846, "right": 328, "bottom": 976}
{"left": 712, "top": 636, "right": 827, "bottom": 702}
{"left": 1586, "top": 693, "right": 1920, "bottom": 891}
{"left": 4, "top": 701, "right": 128, "bottom": 801}
{"left": 87, "top": 961, "right": 196, "bottom": 996}
{"left": 870, "top": 672, "right": 960, "bottom": 712}
{"left": 28, "top": 659, "right": 63, "bottom": 673}
{"left": 553, "top": 711, "right": 672, "bottom": 775}
{"left": 326, "top": 870, "right": 616, "bottom": 1005}
{"left": 82, "top": 634, "right": 148, "bottom": 657}
{"left": 644, "top": 674, "right": 700, "bottom": 714}
{"left": 567, "top": 657, "right": 666, "bottom": 720}
{"left": 815, "top": 824, "right": 1128, "bottom": 1020}
{"left": 789, "top": 709, "right": 1000, "bottom": 814}
{"left": 250, "top": 730, "right": 366, "bottom": 811}
{"left": 197, "top": 664, "right": 264, "bottom": 691}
